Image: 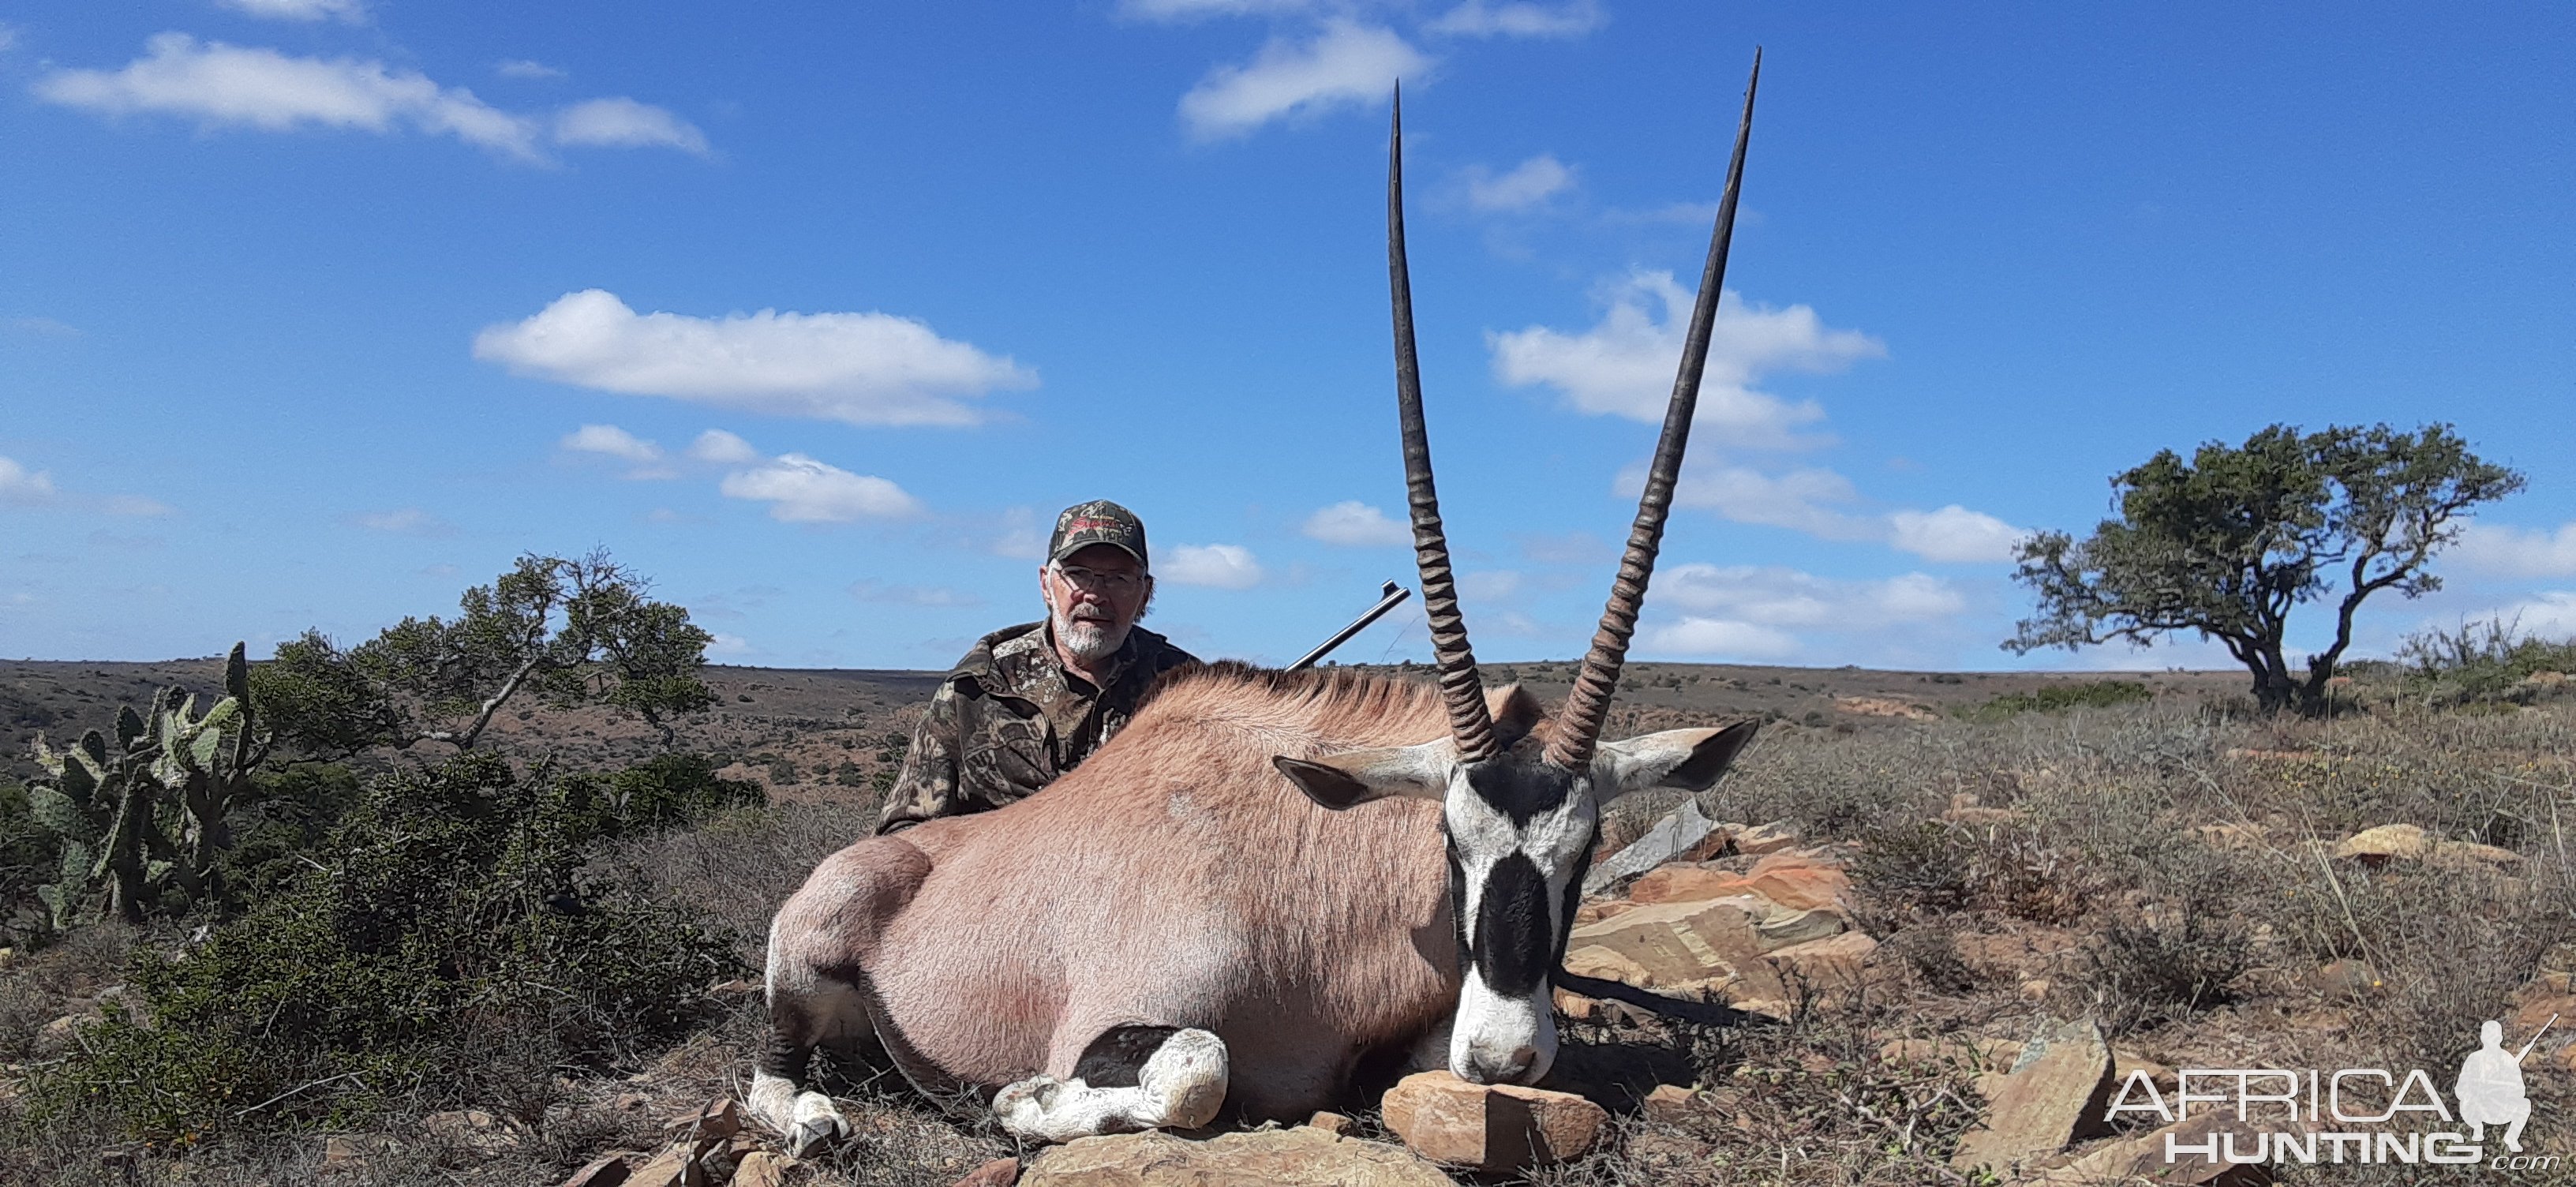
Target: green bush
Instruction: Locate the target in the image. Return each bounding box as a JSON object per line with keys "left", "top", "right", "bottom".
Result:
{"left": 2397, "top": 620, "right": 2576, "bottom": 706}
{"left": 1958, "top": 680, "right": 2152, "bottom": 721}
{"left": 28, "top": 752, "right": 747, "bottom": 1143}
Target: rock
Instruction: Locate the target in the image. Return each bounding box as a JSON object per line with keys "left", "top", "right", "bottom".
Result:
{"left": 2432, "top": 840, "right": 2525, "bottom": 869}
{"left": 560, "top": 1152, "right": 636, "bottom": 1187}
{"left": 625, "top": 1146, "right": 696, "bottom": 1187}
{"left": 1945, "top": 807, "right": 2024, "bottom": 827}
{"left": 1563, "top": 943, "right": 1655, "bottom": 985}
{"left": 35, "top": 1014, "right": 86, "bottom": 1056}
{"left": 2331, "top": 823, "right": 2433, "bottom": 866}
{"left": 321, "top": 1136, "right": 367, "bottom": 1173}
{"left": 1766, "top": 931, "right": 1879, "bottom": 988}
{"left": 426, "top": 1108, "right": 519, "bottom": 1152}
{"left": 1305, "top": 1111, "right": 1353, "bottom": 1136}
{"left": 2193, "top": 822, "right": 2264, "bottom": 849}
{"left": 1641, "top": 1084, "right": 1701, "bottom": 1124}
{"left": 2113, "top": 1047, "right": 2178, "bottom": 1094}
{"left": 1583, "top": 800, "right": 1722, "bottom": 895}
{"left": 1948, "top": 1017, "right": 2113, "bottom": 1178}
{"left": 947, "top": 1156, "right": 1018, "bottom": 1187}
{"left": 1734, "top": 819, "right": 1802, "bottom": 856}
{"left": 665, "top": 1096, "right": 743, "bottom": 1140}
{"left": 2312, "top": 959, "right": 2381, "bottom": 998}
{"left": 1571, "top": 899, "right": 1637, "bottom": 926}
{"left": 1752, "top": 907, "right": 1847, "bottom": 950}
{"left": 1743, "top": 853, "right": 1853, "bottom": 912}
{"left": 1021, "top": 1127, "right": 1450, "bottom": 1186}
{"left": 1564, "top": 897, "right": 1785, "bottom": 1008}
{"left": 1836, "top": 696, "right": 1938, "bottom": 721}
{"left": 1379, "top": 1071, "right": 1608, "bottom": 1170}
{"left": 2019, "top": 978, "right": 2054, "bottom": 1001}
{"left": 614, "top": 1092, "right": 650, "bottom": 1111}
{"left": 1629, "top": 864, "right": 1749, "bottom": 905}
{"left": 1552, "top": 988, "right": 1600, "bottom": 1020}
{"left": 2028, "top": 1110, "right": 2287, "bottom": 1185}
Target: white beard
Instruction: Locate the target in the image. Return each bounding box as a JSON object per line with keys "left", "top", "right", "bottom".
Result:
{"left": 1055, "top": 608, "right": 1130, "bottom": 664}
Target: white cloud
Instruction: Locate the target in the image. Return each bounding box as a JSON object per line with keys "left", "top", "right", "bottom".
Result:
{"left": 1644, "top": 564, "right": 1970, "bottom": 661}
{"left": 1121, "top": 0, "right": 1315, "bottom": 17}
{"left": 1658, "top": 462, "right": 1872, "bottom": 538}
{"left": 36, "top": 34, "right": 544, "bottom": 160}
{"left": 686, "top": 429, "right": 760, "bottom": 464}
{"left": 1658, "top": 564, "right": 1967, "bottom": 630}
{"left": 1425, "top": 0, "right": 1604, "bottom": 39}
{"left": 496, "top": 59, "right": 565, "bottom": 80}
{"left": 553, "top": 97, "right": 707, "bottom": 155}
{"left": 8, "top": 317, "right": 80, "bottom": 338}
{"left": 1887, "top": 505, "right": 2028, "bottom": 564}
{"left": 1466, "top": 153, "right": 1574, "bottom": 212}
{"left": 0, "top": 24, "right": 18, "bottom": 53}
{"left": 2452, "top": 522, "right": 2576, "bottom": 579}
{"left": 1302, "top": 500, "right": 1410, "bottom": 547}
{"left": 1179, "top": 21, "right": 1429, "bottom": 140}
{"left": 1644, "top": 617, "right": 1799, "bottom": 661}
{"left": 706, "top": 632, "right": 753, "bottom": 657}
{"left": 1490, "top": 271, "right": 1883, "bottom": 450}
{"left": 1458, "top": 570, "right": 1521, "bottom": 600}
{"left": 991, "top": 506, "right": 1046, "bottom": 560}
{"left": 560, "top": 423, "right": 662, "bottom": 462}
{"left": 1162, "top": 543, "right": 1266, "bottom": 589}
{"left": 2461, "top": 592, "right": 2576, "bottom": 641}
{"left": 851, "top": 580, "right": 982, "bottom": 607}
{"left": 219, "top": 0, "right": 366, "bottom": 21}
{"left": 1646, "top": 462, "right": 2025, "bottom": 563}
{"left": 474, "top": 290, "right": 1035, "bottom": 427}
{"left": 37, "top": 36, "right": 708, "bottom": 162}
{"left": 0, "top": 456, "right": 59, "bottom": 505}
{"left": 717, "top": 454, "right": 922, "bottom": 523}
{"left": 350, "top": 507, "right": 455, "bottom": 537}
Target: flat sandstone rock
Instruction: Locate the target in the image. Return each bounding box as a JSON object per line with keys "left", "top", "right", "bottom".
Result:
{"left": 1948, "top": 1017, "right": 2114, "bottom": 1178}
{"left": 1380, "top": 1070, "right": 1608, "bottom": 1170}
{"left": 1020, "top": 1127, "right": 1451, "bottom": 1187}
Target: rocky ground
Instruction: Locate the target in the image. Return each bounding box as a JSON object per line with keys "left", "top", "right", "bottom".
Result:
{"left": 4, "top": 661, "right": 2569, "bottom": 1185}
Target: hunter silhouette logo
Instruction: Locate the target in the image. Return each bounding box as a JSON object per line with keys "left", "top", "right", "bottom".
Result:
{"left": 2458, "top": 1016, "right": 2549, "bottom": 1154}
{"left": 2103, "top": 1014, "right": 2559, "bottom": 1170}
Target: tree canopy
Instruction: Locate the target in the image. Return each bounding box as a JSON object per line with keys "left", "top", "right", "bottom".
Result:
{"left": 254, "top": 551, "right": 716, "bottom": 755}
{"left": 2005, "top": 423, "right": 2522, "bottom": 713}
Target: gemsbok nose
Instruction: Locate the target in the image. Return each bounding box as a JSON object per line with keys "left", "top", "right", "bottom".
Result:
{"left": 1461, "top": 1043, "right": 1541, "bottom": 1085}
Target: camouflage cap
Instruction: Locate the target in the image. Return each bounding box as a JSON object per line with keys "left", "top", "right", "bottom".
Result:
{"left": 1048, "top": 500, "right": 1149, "bottom": 568}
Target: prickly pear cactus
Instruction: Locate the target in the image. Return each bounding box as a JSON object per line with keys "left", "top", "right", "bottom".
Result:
{"left": 24, "top": 642, "right": 268, "bottom": 928}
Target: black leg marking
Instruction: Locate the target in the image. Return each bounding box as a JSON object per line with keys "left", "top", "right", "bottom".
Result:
{"left": 1073, "top": 1024, "right": 1185, "bottom": 1089}
{"left": 761, "top": 1001, "right": 814, "bottom": 1083}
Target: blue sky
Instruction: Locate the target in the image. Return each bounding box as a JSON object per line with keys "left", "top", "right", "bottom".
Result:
{"left": 3, "top": 2, "right": 2571, "bottom": 672}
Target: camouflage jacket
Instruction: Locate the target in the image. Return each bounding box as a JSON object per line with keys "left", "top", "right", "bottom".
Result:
{"left": 874, "top": 621, "right": 1199, "bottom": 833}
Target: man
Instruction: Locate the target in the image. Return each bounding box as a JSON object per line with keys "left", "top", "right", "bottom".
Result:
{"left": 875, "top": 500, "right": 1200, "bottom": 833}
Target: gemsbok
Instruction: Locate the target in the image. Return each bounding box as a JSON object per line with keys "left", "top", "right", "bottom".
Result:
{"left": 751, "top": 54, "right": 1768, "bottom": 1152}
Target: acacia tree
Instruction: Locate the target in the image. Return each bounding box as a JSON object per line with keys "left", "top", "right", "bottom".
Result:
{"left": 2005, "top": 423, "right": 2522, "bottom": 713}
{"left": 255, "top": 550, "right": 717, "bottom": 755}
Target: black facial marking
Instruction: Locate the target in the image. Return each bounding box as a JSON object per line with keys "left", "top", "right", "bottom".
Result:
{"left": 1553, "top": 828, "right": 1594, "bottom": 972}
{"left": 1472, "top": 852, "right": 1553, "bottom": 998}
{"left": 1445, "top": 837, "right": 1470, "bottom": 972}
{"left": 1073, "top": 1024, "right": 1186, "bottom": 1089}
{"left": 1466, "top": 760, "right": 1575, "bottom": 829}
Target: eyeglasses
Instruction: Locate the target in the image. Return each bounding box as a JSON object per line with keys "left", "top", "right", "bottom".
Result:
{"left": 1052, "top": 564, "right": 1144, "bottom": 594}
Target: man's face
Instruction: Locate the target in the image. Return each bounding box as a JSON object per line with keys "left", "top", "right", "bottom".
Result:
{"left": 1042, "top": 543, "right": 1151, "bottom": 664}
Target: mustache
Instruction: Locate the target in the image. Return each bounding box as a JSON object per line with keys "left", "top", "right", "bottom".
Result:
{"left": 1066, "top": 605, "right": 1114, "bottom": 622}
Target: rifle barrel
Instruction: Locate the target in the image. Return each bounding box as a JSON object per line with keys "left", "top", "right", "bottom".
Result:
{"left": 1290, "top": 582, "right": 1413, "bottom": 671}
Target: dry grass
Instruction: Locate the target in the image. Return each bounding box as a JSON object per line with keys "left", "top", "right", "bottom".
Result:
{"left": 5, "top": 694, "right": 2570, "bottom": 1185}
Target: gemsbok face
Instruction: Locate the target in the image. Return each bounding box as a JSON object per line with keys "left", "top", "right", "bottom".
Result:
{"left": 1275, "top": 57, "right": 1766, "bottom": 1087}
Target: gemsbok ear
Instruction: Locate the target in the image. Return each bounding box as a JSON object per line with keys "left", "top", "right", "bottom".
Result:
{"left": 1591, "top": 719, "right": 1760, "bottom": 803}
{"left": 1274, "top": 743, "right": 1451, "bottom": 811}
{"left": 1485, "top": 684, "right": 1545, "bottom": 750}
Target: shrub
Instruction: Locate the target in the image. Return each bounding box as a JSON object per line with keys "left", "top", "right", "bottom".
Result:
{"left": 28, "top": 753, "right": 743, "bottom": 1143}
{"left": 2397, "top": 620, "right": 2576, "bottom": 706}
{"left": 1958, "top": 680, "right": 2151, "bottom": 722}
